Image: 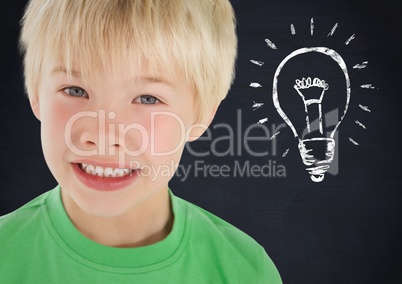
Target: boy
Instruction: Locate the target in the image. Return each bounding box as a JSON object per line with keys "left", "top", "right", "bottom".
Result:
{"left": 0, "top": 0, "right": 282, "bottom": 283}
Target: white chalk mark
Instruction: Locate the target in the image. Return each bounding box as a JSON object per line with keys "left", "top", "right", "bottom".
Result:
{"left": 349, "top": 138, "right": 359, "bottom": 145}
{"left": 310, "top": 18, "right": 314, "bottom": 36}
{"left": 257, "top": 117, "right": 268, "bottom": 124}
{"left": 250, "top": 60, "right": 264, "bottom": 66}
{"left": 252, "top": 101, "right": 264, "bottom": 111}
{"left": 270, "top": 131, "right": 280, "bottom": 140}
{"left": 358, "top": 104, "right": 371, "bottom": 112}
{"left": 355, "top": 120, "right": 367, "bottom": 129}
{"left": 294, "top": 77, "right": 329, "bottom": 90}
{"left": 265, "top": 38, "right": 278, "bottom": 50}
{"left": 282, "top": 148, "right": 290, "bottom": 157}
{"left": 250, "top": 82, "right": 262, "bottom": 88}
{"left": 290, "top": 24, "right": 296, "bottom": 35}
{"left": 345, "top": 34, "right": 355, "bottom": 45}
{"left": 327, "top": 23, "right": 338, "bottom": 37}
{"left": 360, "top": 84, "right": 375, "bottom": 89}
{"left": 353, "top": 61, "right": 368, "bottom": 69}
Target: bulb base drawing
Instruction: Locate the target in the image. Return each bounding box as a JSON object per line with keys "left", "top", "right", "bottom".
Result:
{"left": 298, "top": 137, "right": 335, "bottom": 182}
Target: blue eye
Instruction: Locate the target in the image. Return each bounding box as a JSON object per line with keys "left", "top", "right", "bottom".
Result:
{"left": 139, "top": 95, "right": 160, "bottom": 104}
{"left": 63, "top": 87, "right": 88, "bottom": 98}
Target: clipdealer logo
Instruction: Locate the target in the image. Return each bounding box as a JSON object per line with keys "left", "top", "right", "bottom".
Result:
{"left": 64, "top": 109, "right": 288, "bottom": 180}
{"left": 128, "top": 160, "right": 286, "bottom": 182}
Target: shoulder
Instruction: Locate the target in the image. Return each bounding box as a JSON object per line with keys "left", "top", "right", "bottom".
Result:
{"left": 181, "top": 196, "right": 257, "bottom": 248}
{"left": 0, "top": 190, "right": 50, "bottom": 237}
{"left": 173, "top": 195, "right": 282, "bottom": 283}
{"left": 177, "top": 195, "right": 260, "bottom": 251}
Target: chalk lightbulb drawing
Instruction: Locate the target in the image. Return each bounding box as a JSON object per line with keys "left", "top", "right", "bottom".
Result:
{"left": 250, "top": 18, "right": 374, "bottom": 182}
{"left": 272, "top": 47, "right": 351, "bottom": 182}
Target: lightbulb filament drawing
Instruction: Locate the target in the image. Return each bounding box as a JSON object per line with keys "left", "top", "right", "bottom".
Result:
{"left": 272, "top": 47, "right": 351, "bottom": 182}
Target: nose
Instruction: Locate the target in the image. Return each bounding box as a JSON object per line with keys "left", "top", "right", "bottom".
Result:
{"left": 68, "top": 108, "right": 148, "bottom": 159}
{"left": 78, "top": 110, "right": 122, "bottom": 155}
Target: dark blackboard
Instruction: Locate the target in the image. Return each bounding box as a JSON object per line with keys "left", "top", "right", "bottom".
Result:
{"left": 1, "top": 0, "right": 401, "bottom": 283}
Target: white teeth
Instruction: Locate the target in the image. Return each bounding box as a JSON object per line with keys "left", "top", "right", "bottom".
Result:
{"left": 115, "top": 169, "right": 124, "bottom": 177}
{"left": 86, "top": 164, "right": 94, "bottom": 174}
{"left": 95, "top": 166, "right": 103, "bottom": 176}
{"left": 104, "top": 167, "right": 113, "bottom": 177}
{"left": 79, "top": 163, "right": 133, "bottom": 178}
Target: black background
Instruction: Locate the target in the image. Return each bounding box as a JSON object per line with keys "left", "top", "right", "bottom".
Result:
{"left": 1, "top": 0, "right": 401, "bottom": 283}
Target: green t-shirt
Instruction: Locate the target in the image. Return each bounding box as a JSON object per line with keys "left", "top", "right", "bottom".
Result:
{"left": 0, "top": 186, "right": 282, "bottom": 283}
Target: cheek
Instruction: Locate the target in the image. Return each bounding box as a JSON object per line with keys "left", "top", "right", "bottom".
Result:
{"left": 40, "top": 100, "right": 77, "bottom": 154}
{"left": 150, "top": 114, "right": 187, "bottom": 155}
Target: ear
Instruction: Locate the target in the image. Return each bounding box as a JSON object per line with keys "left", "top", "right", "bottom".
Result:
{"left": 29, "top": 96, "right": 41, "bottom": 121}
{"left": 186, "top": 105, "right": 218, "bottom": 142}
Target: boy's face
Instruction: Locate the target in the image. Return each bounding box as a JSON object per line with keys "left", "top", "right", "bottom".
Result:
{"left": 32, "top": 60, "right": 200, "bottom": 217}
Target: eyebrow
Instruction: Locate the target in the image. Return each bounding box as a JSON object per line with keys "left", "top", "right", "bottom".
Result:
{"left": 51, "top": 66, "right": 172, "bottom": 86}
{"left": 51, "top": 67, "right": 81, "bottom": 77}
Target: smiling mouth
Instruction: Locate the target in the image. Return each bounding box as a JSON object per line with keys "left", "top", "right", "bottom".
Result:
{"left": 78, "top": 163, "right": 135, "bottom": 178}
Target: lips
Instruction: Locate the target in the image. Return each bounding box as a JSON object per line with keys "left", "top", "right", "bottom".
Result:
{"left": 73, "top": 162, "right": 140, "bottom": 191}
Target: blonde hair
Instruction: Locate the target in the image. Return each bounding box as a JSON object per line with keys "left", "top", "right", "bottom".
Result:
{"left": 19, "top": 0, "right": 237, "bottom": 123}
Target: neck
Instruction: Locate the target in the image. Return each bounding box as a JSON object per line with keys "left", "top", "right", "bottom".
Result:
{"left": 62, "top": 189, "right": 174, "bottom": 248}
